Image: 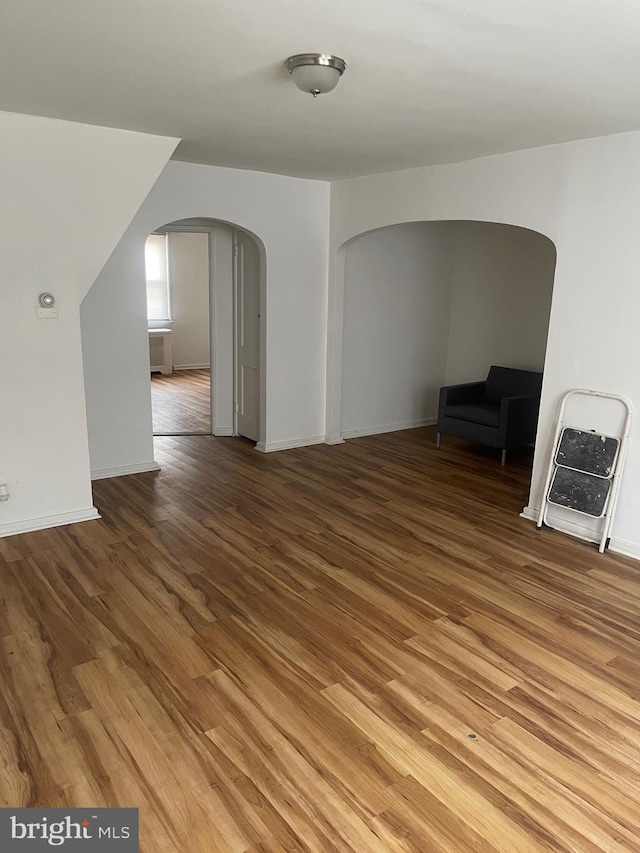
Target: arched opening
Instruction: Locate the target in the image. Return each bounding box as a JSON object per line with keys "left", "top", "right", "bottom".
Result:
{"left": 329, "top": 219, "right": 557, "bottom": 498}
{"left": 143, "top": 218, "right": 263, "bottom": 445}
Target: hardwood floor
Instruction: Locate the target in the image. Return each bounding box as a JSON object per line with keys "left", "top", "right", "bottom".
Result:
{"left": 151, "top": 368, "right": 211, "bottom": 435}
{"left": 2, "top": 428, "right": 640, "bottom": 851}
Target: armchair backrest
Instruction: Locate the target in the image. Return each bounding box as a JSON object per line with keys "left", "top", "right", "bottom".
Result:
{"left": 483, "top": 366, "right": 543, "bottom": 403}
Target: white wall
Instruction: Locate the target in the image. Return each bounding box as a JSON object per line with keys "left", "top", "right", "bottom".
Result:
{"left": 82, "top": 160, "right": 330, "bottom": 474}
{"left": 329, "top": 131, "right": 640, "bottom": 557}
{"left": 341, "top": 222, "right": 455, "bottom": 437}
{"left": 446, "top": 222, "right": 556, "bottom": 384}
{"left": 0, "top": 111, "right": 177, "bottom": 536}
{"left": 167, "top": 231, "right": 210, "bottom": 369}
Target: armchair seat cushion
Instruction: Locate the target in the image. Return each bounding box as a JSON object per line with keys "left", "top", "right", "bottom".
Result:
{"left": 445, "top": 402, "right": 500, "bottom": 428}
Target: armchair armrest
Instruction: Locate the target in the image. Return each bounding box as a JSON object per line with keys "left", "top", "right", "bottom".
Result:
{"left": 498, "top": 394, "right": 541, "bottom": 447}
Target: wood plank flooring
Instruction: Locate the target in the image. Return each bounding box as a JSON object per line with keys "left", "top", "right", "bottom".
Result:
{"left": 2, "top": 428, "right": 640, "bottom": 851}
{"left": 151, "top": 368, "right": 211, "bottom": 435}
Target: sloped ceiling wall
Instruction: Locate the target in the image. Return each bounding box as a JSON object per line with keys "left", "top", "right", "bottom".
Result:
{"left": 0, "top": 111, "right": 178, "bottom": 535}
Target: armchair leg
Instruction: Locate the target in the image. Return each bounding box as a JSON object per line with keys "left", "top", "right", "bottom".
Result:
{"left": 501, "top": 449, "right": 507, "bottom": 466}
{"left": 436, "top": 431, "right": 441, "bottom": 449}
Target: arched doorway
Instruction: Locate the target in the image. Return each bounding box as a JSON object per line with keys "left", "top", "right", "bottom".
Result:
{"left": 328, "top": 219, "right": 557, "bottom": 486}
{"left": 144, "top": 217, "right": 263, "bottom": 442}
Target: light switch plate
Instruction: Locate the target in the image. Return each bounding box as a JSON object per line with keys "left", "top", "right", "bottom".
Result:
{"left": 36, "top": 307, "right": 58, "bottom": 319}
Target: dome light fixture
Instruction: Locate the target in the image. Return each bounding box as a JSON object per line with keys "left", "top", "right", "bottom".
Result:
{"left": 285, "top": 53, "right": 347, "bottom": 98}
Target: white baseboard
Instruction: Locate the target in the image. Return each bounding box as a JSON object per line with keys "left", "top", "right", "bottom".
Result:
{"left": 608, "top": 538, "right": 640, "bottom": 561}
{"left": 521, "top": 505, "right": 640, "bottom": 562}
{"left": 91, "top": 461, "right": 160, "bottom": 481}
{"left": 0, "top": 507, "right": 100, "bottom": 539}
{"left": 256, "top": 421, "right": 436, "bottom": 452}
{"left": 325, "top": 436, "right": 346, "bottom": 445}
{"left": 213, "top": 427, "right": 234, "bottom": 437}
{"left": 256, "top": 435, "right": 326, "bottom": 453}
{"left": 173, "top": 364, "right": 210, "bottom": 370}
{"left": 520, "top": 506, "right": 539, "bottom": 523}
{"left": 341, "top": 417, "right": 437, "bottom": 440}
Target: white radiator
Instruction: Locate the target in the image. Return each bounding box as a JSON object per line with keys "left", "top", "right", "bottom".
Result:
{"left": 149, "top": 329, "right": 173, "bottom": 374}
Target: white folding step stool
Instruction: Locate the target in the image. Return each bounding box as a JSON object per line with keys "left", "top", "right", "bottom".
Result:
{"left": 537, "top": 390, "right": 632, "bottom": 553}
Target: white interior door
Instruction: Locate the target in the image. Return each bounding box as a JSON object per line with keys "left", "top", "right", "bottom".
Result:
{"left": 234, "top": 230, "right": 260, "bottom": 441}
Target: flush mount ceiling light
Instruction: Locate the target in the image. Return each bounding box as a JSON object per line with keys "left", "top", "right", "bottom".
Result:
{"left": 285, "top": 54, "right": 347, "bottom": 98}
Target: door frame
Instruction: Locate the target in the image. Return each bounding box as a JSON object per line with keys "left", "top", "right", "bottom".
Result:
{"left": 232, "top": 227, "right": 262, "bottom": 442}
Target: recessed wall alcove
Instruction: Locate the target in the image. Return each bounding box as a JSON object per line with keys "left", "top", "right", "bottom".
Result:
{"left": 332, "top": 220, "right": 557, "bottom": 449}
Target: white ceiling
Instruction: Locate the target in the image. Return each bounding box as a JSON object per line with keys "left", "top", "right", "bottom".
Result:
{"left": 2, "top": 0, "right": 640, "bottom": 180}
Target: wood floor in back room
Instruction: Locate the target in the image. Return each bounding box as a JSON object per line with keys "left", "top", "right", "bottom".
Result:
{"left": 1, "top": 427, "right": 640, "bottom": 851}
{"left": 151, "top": 367, "right": 210, "bottom": 435}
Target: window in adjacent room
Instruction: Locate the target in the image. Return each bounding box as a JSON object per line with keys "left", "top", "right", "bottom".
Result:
{"left": 145, "top": 233, "right": 171, "bottom": 323}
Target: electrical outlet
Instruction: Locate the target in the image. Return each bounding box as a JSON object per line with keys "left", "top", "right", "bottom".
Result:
{"left": 0, "top": 482, "right": 9, "bottom": 502}
{"left": 37, "top": 307, "right": 58, "bottom": 319}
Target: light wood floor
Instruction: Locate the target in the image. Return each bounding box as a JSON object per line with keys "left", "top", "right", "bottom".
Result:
{"left": 151, "top": 368, "right": 211, "bottom": 435}
{"left": 2, "top": 429, "right": 640, "bottom": 851}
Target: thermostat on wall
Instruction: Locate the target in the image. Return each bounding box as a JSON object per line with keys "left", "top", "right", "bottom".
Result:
{"left": 37, "top": 292, "right": 58, "bottom": 319}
